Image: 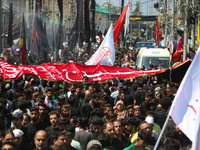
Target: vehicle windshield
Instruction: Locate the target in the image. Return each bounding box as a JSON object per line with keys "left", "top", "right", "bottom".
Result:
{"left": 142, "top": 57, "right": 170, "bottom": 69}
{"left": 135, "top": 42, "right": 153, "bottom": 49}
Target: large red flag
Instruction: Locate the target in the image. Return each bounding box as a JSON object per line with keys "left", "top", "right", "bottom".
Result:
{"left": 113, "top": 1, "right": 129, "bottom": 48}
{"left": 172, "top": 35, "right": 184, "bottom": 62}
{"left": 154, "top": 18, "right": 162, "bottom": 46}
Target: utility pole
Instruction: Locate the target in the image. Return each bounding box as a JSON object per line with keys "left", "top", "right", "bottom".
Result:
{"left": 130, "top": 1, "right": 132, "bottom": 36}
{"left": 0, "top": 0, "right": 2, "bottom": 54}
{"left": 171, "top": 0, "right": 175, "bottom": 42}
{"left": 146, "top": 24, "right": 148, "bottom": 41}
{"left": 52, "top": 0, "right": 56, "bottom": 62}
{"left": 121, "top": 0, "right": 124, "bottom": 46}
{"left": 147, "top": 0, "right": 148, "bottom": 16}
{"left": 109, "top": 0, "right": 111, "bottom": 24}
{"left": 164, "top": 0, "right": 168, "bottom": 46}
{"left": 191, "top": 0, "right": 196, "bottom": 54}
{"left": 183, "top": 0, "right": 189, "bottom": 61}
{"left": 34, "top": 0, "right": 36, "bottom": 14}
{"left": 139, "top": 22, "right": 141, "bottom": 37}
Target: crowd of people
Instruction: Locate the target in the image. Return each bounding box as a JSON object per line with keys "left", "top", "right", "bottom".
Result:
{"left": 0, "top": 71, "right": 192, "bottom": 150}
{"left": 2, "top": 42, "right": 138, "bottom": 69}
{"left": 0, "top": 40, "right": 192, "bottom": 150}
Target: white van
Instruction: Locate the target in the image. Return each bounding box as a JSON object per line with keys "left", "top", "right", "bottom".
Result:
{"left": 136, "top": 46, "right": 171, "bottom": 70}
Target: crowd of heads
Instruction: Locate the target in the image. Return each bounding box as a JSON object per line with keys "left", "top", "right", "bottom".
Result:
{"left": 0, "top": 72, "right": 192, "bottom": 150}
{"left": 1, "top": 41, "right": 161, "bottom": 71}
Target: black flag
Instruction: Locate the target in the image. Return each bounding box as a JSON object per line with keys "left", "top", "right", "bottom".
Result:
{"left": 7, "top": 1, "right": 13, "bottom": 47}
{"left": 56, "top": 0, "right": 63, "bottom": 50}
{"left": 85, "top": 0, "right": 91, "bottom": 53}
{"left": 31, "top": 12, "right": 49, "bottom": 61}
{"left": 57, "top": 0, "right": 63, "bottom": 20}
{"left": 42, "top": 22, "right": 50, "bottom": 61}
{"left": 91, "top": 0, "right": 96, "bottom": 43}
{"left": 78, "top": 0, "right": 83, "bottom": 32}
{"left": 68, "top": 0, "right": 83, "bottom": 53}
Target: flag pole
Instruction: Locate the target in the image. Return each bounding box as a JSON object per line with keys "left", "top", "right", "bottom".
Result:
{"left": 153, "top": 114, "right": 170, "bottom": 150}
{"left": 0, "top": 0, "right": 2, "bottom": 55}
{"left": 52, "top": 0, "right": 56, "bottom": 63}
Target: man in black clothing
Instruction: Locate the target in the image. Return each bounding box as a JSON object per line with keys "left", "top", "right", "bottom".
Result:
{"left": 53, "top": 131, "right": 71, "bottom": 150}
{"left": 60, "top": 104, "right": 72, "bottom": 120}
{"left": 29, "top": 107, "right": 48, "bottom": 131}
{"left": 67, "top": 94, "right": 80, "bottom": 117}
{"left": 25, "top": 107, "right": 48, "bottom": 149}
{"left": 145, "top": 92, "right": 157, "bottom": 111}
{"left": 78, "top": 90, "right": 91, "bottom": 111}
{"left": 75, "top": 85, "right": 84, "bottom": 107}
{"left": 11, "top": 86, "right": 24, "bottom": 111}
{"left": 103, "top": 122, "right": 126, "bottom": 150}
{"left": 126, "top": 105, "right": 134, "bottom": 117}
{"left": 53, "top": 131, "right": 77, "bottom": 150}
{"left": 154, "top": 97, "right": 171, "bottom": 128}
{"left": 53, "top": 95, "right": 66, "bottom": 113}
{"left": 113, "top": 120, "right": 131, "bottom": 148}
{"left": 0, "top": 113, "right": 8, "bottom": 131}
{"left": 11, "top": 112, "right": 29, "bottom": 150}
{"left": 23, "top": 88, "right": 32, "bottom": 108}
{"left": 74, "top": 118, "right": 92, "bottom": 150}
{"left": 131, "top": 121, "right": 157, "bottom": 150}
{"left": 38, "top": 102, "right": 50, "bottom": 126}
{"left": 67, "top": 83, "right": 76, "bottom": 98}
{"left": 133, "top": 89, "right": 146, "bottom": 106}
{"left": 45, "top": 111, "right": 61, "bottom": 145}
{"left": 165, "top": 87, "right": 175, "bottom": 101}
{"left": 80, "top": 93, "right": 100, "bottom": 118}
{"left": 91, "top": 118, "right": 104, "bottom": 139}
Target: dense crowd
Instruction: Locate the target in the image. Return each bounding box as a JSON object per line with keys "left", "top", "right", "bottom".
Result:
{"left": 0, "top": 40, "right": 192, "bottom": 150}
{"left": 2, "top": 43, "right": 138, "bottom": 69}
{"left": 0, "top": 72, "right": 192, "bottom": 150}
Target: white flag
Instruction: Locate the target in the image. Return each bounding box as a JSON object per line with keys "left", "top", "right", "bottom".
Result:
{"left": 169, "top": 47, "right": 200, "bottom": 150}
{"left": 124, "top": 1, "right": 130, "bottom": 37}
{"left": 85, "top": 24, "right": 115, "bottom": 66}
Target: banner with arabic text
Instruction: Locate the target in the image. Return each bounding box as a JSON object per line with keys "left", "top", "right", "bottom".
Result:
{"left": 0, "top": 59, "right": 191, "bottom": 83}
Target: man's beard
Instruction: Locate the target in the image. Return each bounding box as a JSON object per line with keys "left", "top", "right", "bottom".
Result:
{"left": 61, "top": 113, "right": 69, "bottom": 118}
{"left": 36, "top": 145, "right": 43, "bottom": 150}
{"left": 31, "top": 117, "right": 38, "bottom": 122}
{"left": 125, "top": 130, "right": 132, "bottom": 137}
{"left": 128, "top": 114, "right": 134, "bottom": 117}
{"left": 39, "top": 113, "right": 45, "bottom": 117}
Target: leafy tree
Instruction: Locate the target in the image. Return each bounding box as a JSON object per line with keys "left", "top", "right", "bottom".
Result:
{"left": 132, "top": 1, "right": 142, "bottom": 15}
{"left": 102, "top": 1, "right": 120, "bottom": 14}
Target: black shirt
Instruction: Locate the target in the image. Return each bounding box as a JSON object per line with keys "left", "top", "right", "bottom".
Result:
{"left": 74, "top": 131, "right": 93, "bottom": 150}
{"left": 120, "top": 135, "right": 131, "bottom": 148}
{"left": 45, "top": 126, "right": 60, "bottom": 145}
{"left": 25, "top": 123, "right": 37, "bottom": 149}
{"left": 111, "top": 138, "right": 126, "bottom": 150}
{"left": 32, "top": 121, "right": 48, "bottom": 131}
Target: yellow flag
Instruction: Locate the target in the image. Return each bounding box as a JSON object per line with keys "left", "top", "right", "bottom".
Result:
{"left": 20, "top": 37, "right": 23, "bottom": 48}
{"left": 197, "top": 23, "right": 200, "bottom": 44}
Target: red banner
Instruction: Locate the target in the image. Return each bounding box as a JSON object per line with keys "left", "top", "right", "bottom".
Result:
{"left": 172, "top": 35, "right": 184, "bottom": 62}
{"left": 154, "top": 18, "right": 162, "bottom": 46}
{"left": 113, "top": 1, "right": 129, "bottom": 48}
{"left": 0, "top": 59, "right": 190, "bottom": 82}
